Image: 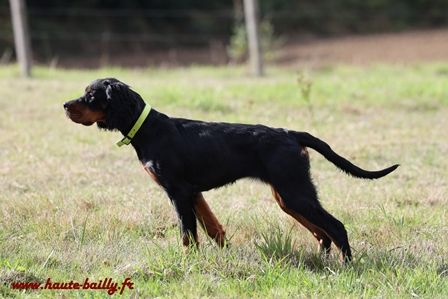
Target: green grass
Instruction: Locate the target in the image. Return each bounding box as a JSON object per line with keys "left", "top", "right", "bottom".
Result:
{"left": 0, "top": 63, "right": 447, "bottom": 298}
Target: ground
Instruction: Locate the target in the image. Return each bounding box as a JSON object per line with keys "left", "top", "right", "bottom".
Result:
{"left": 280, "top": 29, "right": 448, "bottom": 66}
{"left": 0, "top": 62, "right": 447, "bottom": 298}
{"left": 46, "top": 28, "right": 448, "bottom": 68}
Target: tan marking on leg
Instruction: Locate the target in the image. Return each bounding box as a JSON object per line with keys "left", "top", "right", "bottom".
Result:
{"left": 270, "top": 186, "right": 331, "bottom": 254}
{"left": 143, "top": 163, "right": 161, "bottom": 186}
{"left": 194, "top": 193, "right": 226, "bottom": 247}
{"left": 300, "top": 146, "right": 309, "bottom": 157}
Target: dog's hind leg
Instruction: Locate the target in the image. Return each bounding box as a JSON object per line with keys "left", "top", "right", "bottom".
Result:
{"left": 194, "top": 193, "right": 227, "bottom": 247}
{"left": 264, "top": 147, "right": 351, "bottom": 263}
{"left": 274, "top": 182, "right": 352, "bottom": 263}
{"left": 270, "top": 186, "right": 331, "bottom": 255}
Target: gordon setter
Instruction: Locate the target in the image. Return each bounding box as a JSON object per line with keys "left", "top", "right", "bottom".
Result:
{"left": 64, "top": 78, "right": 398, "bottom": 263}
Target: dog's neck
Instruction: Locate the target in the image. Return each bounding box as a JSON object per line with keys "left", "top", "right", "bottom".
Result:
{"left": 116, "top": 103, "right": 151, "bottom": 147}
{"left": 117, "top": 102, "right": 146, "bottom": 136}
{"left": 117, "top": 103, "right": 145, "bottom": 136}
{"left": 127, "top": 108, "right": 167, "bottom": 162}
{"left": 99, "top": 92, "right": 146, "bottom": 134}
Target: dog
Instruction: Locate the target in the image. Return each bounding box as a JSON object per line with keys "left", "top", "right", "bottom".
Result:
{"left": 64, "top": 78, "right": 398, "bottom": 263}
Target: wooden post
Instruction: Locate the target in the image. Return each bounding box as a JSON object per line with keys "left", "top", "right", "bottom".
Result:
{"left": 9, "top": 0, "right": 32, "bottom": 77}
{"left": 243, "top": 0, "right": 263, "bottom": 76}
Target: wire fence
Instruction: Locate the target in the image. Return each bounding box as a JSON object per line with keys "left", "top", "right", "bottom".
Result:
{"left": 1, "top": 7, "right": 240, "bottom": 65}
{"left": 1, "top": 5, "right": 446, "bottom": 66}
{"left": 1, "top": 7, "right": 236, "bottom": 43}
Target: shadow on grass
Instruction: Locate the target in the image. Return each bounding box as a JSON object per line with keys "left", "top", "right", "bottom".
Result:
{"left": 252, "top": 219, "right": 426, "bottom": 275}
{"left": 263, "top": 245, "right": 426, "bottom": 276}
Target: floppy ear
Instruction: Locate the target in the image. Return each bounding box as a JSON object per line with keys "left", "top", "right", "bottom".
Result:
{"left": 105, "top": 81, "right": 128, "bottom": 102}
{"left": 105, "top": 81, "right": 113, "bottom": 101}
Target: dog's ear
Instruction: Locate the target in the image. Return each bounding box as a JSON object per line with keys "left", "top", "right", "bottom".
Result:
{"left": 105, "top": 81, "right": 114, "bottom": 101}
{"left": 105, "top": 80, "right": 128, "bottom": 102}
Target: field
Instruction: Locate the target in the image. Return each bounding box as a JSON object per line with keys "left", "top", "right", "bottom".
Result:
{"left": 0, "top": 63, "right": 447, "bottom": 298}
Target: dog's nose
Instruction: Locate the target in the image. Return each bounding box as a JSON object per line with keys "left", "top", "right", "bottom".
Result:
{"left": 63, "top": 102, "right": 69, "bottom": 110}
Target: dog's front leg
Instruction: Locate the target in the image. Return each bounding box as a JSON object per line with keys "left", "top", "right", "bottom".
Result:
{"left": 194, "top": 193, "right": 227, "bottom": 247}
{"left": 167, "top": 190, "right": 198, "bottom": 248}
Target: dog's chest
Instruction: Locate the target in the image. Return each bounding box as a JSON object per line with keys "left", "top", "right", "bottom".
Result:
{"left": 142, "top": 160, "right": 161, "bottom": 186}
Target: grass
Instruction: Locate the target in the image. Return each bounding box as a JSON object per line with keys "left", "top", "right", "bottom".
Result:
{"left": 0, "top": 63, "right": 447, "bottom": 298}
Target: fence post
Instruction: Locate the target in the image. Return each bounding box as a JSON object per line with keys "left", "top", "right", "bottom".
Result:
{"left": 9, "top": 0, "right": 32, "bottom": 77}
{"left": 243, "top": 0, "right": 263, "bottom": 76}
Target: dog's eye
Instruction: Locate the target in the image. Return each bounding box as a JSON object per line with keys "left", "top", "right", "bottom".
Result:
{"left": 86, "top": 93, "right": 95, "bottom": 103}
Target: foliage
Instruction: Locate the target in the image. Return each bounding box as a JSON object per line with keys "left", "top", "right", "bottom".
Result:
{"left": 1, "top": 0, "right": 448, "bottom": 61}
{"left": 255, "top": 220, "right": 296, "bottom": 261}
{"left": 297, "top": 71, "right": 314, "bottom": 120}
{"left": 227, "top": 20, "right": 283, "bottom": 63}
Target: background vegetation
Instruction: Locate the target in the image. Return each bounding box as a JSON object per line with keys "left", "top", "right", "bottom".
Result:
{"left": 1, "top": 0, "right": 448, "bottom": 64}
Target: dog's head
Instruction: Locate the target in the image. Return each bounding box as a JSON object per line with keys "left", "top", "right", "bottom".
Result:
{"left": 64, "top": 78, "right": 145, "bottom": 132}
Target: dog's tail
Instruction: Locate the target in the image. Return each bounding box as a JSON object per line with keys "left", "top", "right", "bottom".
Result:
{"left": 292, "top": 131, "right": 399, "bottom": 179}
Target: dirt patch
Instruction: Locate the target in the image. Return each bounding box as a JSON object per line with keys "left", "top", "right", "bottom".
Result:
{"left": 32, "top": 28, "right": 448, "bottom": 68}
{"left": 278, "top": 29, "right": 448, "bottom": 66}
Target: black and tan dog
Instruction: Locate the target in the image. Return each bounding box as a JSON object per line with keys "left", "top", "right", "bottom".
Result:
{"left": 64, "top": 78, "right": 398, "bottom": 263}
